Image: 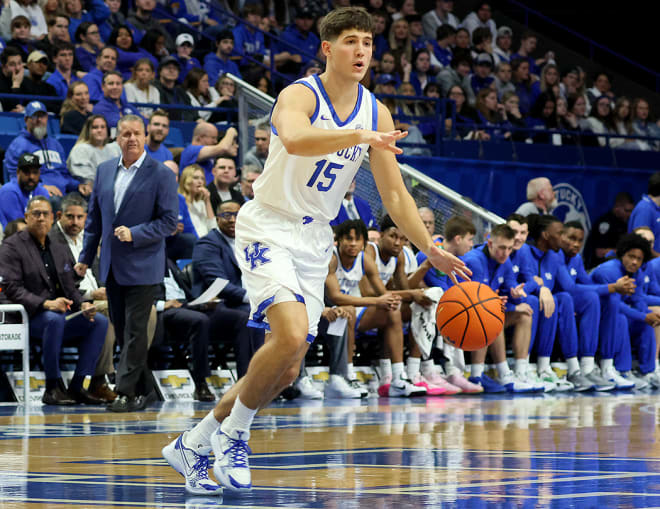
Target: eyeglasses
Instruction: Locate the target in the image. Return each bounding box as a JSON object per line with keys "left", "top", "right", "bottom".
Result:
{"left": 217, "top": 211, "right": 238, "bottom": 219}
{"left": 28, "top": 210, "right": 51, "bottom": 218}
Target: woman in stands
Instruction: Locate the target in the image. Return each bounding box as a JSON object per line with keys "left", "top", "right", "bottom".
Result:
{"left": 445, "top": 84, "right": 480, "bottom": 139}
{"left": 611, "top": 96, "right": 646, "bottom": 150}
{"left": 454, "top": 27, "right": 471, "bottom": 51}
{"left": 67, "top": 115, "right": 120, "bottom": 185}
{"left": 210, "top": 73, "right": 238, "bottom": 123}
{"left": 409, "top": 48, "right": 434, "bottom": 96}
{"left": 139, "top": 29, "right": 169, "bottom": 62}
{"left": 183, "top": 68, "right": 221, "bottom": 122}
{"left": 178, "top": 165, "right": 216, "bottom": 238}
{"left": 586, "top": 95, "right": 617, "bottom": 147}
{"left": 501, "top": 91, "right": 527, "bottom": 141}
{"left": 632, "top": 98, "right": 660, "bottom": 150}
{"left": 532, "top": 63, "right": 560, "bottom": 99}
{"left": 75, "top": 22, "right": 103, "bottom": 72}
{"left": 511, "top": 57, "right": 537, "bottom": 116}
{"left": 388, "top": 18, "right": 413, "bottom": 74}
{"left": 109, "top": 24, "right": 154, "bottom": 80}
{"left": 124, "top": 58, "right": 160, "bottom": 117}
{"left": 60, "top": 81, "right": 93, "bottom": 135}
{"left": 475, "top": 88, "right": 509, "bottom": 140}
{"left": 527, "top": 91, "right": 558, "bottom": 144}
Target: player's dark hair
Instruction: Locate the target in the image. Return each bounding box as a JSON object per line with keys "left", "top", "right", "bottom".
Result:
{"left": 216, "top": 199, "right": 241, "bottom": 214}
{"left": 490, "top": 223, "right": 515, "bottom": 240}
{"left": 444, "top": 216, "right": 476, "bottom": 240}
{"left": 379, "top": 214, "right": 396, "bottom": 233}
{"left": 335, "top": 219, "right": 368, "bottom": 243}
{"left": 616, "top": 232, "right": 652, "bottom": 263}
{"left": 648, "top": 172, "right": 660, "bottom": 196}
{"left": 527, "top": 214, "right": 561, "bottom": 241}
{"left": 506, "top": 213, "right": 527, "bottom": 225}
{"left": 614, "top": 191, "right": 633, "bottom": 206}
{"left": 563, "top": 220, "right": 584, "bottom": 231}
{"left": 320, "top": 7, "right": 373, "bottom": 42}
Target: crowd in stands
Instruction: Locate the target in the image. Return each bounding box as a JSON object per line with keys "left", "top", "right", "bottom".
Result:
{"left": 2, "top": 1, "right": 660, "bottom": 408}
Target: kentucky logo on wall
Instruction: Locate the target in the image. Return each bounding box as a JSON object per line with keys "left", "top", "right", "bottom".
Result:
{"left": 552, "top": 183, "right": 592, "bottom": 235}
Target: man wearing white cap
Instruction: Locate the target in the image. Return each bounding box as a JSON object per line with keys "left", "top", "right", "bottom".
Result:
{"left": 174, "top": 33, "right": 200, "bottom": 83}
{"left": 23, "top": 50, "right": 57, "bottom": 96}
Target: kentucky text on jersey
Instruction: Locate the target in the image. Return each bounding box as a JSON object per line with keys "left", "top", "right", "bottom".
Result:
{"left": 336, "top": 145, "right": 363, "bottom": 162}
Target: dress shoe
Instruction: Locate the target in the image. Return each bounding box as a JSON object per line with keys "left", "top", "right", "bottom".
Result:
{"left": 89, "top": 383, "right": 117, "bottom": 402}
{"left": 108, "top": 395, "right": 144, "bottom": 412}
{"left": 68, "top": 388, "right": 105, "bottom": 405}
{"left": 42, "top": 387, "right": 76, "bottom": 405}
{"left": 193, "top": 382, "right": 215, "bottom": 402}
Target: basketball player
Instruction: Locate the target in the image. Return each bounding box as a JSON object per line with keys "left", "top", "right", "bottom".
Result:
{"left": 325, "top": 218, "right": 425, "bottom": 397}
{"left": 162, "top": 7, "right": 469, "bottom": 495}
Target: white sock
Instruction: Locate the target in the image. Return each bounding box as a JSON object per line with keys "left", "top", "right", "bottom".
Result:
{"left": 183, "top": 410, "right": 220, "bottom": 453}
{"left": 420, "top": 359, "right": 437, "bottom": 377}
{"left": 379, "top": 358, "right": 392, "bottom": 378}
{"left": 346, "top": 363, "right": 355, "bottom": 380}
{"left": 471, "top": 363, "right": 485, "bottom": 378}
{"left": 656, "top": 359, "right": 660, "bottom": 372}
{"left": 514, "top": 358, "right": 528, "bottom": 374}
{"left": 537, "top": 356, "right": 551, "bottom": 373}
{"left": 580, "top": 356, "right": 595, "bottom": 375}
{"left": 392, "top": 362, "right": 404, "bottom": 380}
{"left": 406, "top": 357, "right": 421, "bottom": 379}
{"left": 221, "top": 396, "right": 257, "bottom": 436}
{"left": 600, "top": 358, "right": 614, "bottom": 373}
{"left": 566, "top": 357, "right": 580, "bottom": 376}
{"left": 496, "top": 361, "right": 510, "bottom": 378}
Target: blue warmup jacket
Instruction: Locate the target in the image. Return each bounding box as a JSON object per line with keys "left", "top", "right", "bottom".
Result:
{"left": 416, "top": 250, "right": 453, "bottom": 290}
{"left": 462, "top": 244, "right": 518, "bottom": 312}
{"left": 557, "top": 250, "right": 611, "bottom": 296}
{"left": 0, "top": 181, "right": 50, "bottom": 227}
{"left": 4, "top": 130, "right": 79, "bottom": 194}
{"left": 92, "top": 97, "right": 144, "bottom": 130}
{"left": 629, "top": 194, "right": 660, "bottom": 253}
{"left": 509, "top": 243, "right": 540, "bottom": 295}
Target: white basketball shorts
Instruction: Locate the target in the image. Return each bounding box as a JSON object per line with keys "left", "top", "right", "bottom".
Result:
{"left": 234, "top": 199, "right": 334, "bottom": 342}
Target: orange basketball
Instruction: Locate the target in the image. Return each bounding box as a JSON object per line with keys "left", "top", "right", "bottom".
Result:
{"left": 436, "top": 281, "right": 504, "bottom": 351}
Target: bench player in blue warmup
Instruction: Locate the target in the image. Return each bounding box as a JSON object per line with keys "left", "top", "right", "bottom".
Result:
{"left": 162, "top": 7, "right": 470, "bottom": 495}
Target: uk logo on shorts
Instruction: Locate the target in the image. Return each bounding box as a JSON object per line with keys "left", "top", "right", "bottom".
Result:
{"left": 244, "top": 242, "right": 271, "bottom": 270}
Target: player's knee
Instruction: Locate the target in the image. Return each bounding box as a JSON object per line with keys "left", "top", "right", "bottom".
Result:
{"left": 387, "top": 309, "right": 402, "bottom": 327}
{"left": 344, "top": 306, "right": 356, "bottom": 322}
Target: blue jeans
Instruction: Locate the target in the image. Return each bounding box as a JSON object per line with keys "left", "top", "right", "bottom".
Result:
{"left": 30, "top": 310, "right": 108, "bottom": 382}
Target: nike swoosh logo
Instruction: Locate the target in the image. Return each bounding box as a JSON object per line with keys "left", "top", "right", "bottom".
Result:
{"left": 176, "top": 437, "right": 195, "bottom": 477}
{"left": 321, "top": 115, "right": 331, "bottom": 120}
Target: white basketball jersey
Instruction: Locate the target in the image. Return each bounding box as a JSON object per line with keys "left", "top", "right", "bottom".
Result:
{"left": 334, "top": 248, "right": 364, "bottom": 297}
{"left": 403, "top": 245, "right": 418, "bottom": 275}
{"left": 369, "top": 242, "right": 397, "bottom": 285}
{"left": 252, "top": 75, "right": 377, "bottom": 223}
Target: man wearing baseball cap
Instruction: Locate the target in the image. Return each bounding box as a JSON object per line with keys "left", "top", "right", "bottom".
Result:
{"left": 0, "top": 153, "right": 50, "bottom": 228}
{"left": 153, "top": 56, "right": 194, "bottom": 121}
{"left": 23, "top": 50, "right": 57, "bottom": 97}
{"left": 174, "top": 33, "right": 200, "bottom": 83}
{"left": 3, "top": 102, "right": 90, "bottom": 198}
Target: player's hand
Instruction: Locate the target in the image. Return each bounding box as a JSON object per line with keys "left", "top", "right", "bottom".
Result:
{"left": 510, "top": 283, "right": 526, "bottom": 299}
{"left": 515, "top": 302, "right": 533, "bottom": 316}
{"left": 645, "top": 311, "right": 660, "bottom": 327}
{"left": 377, "top": 292, "right": 401, "bottom": 310}
{"left": 363, "top": 130, "right": 408, "bottom": 154}
{"left": 614, "top": 275, "right": 636, "bottom": 295}
{"left": 538, "top": 287, "right": 555, "bottom": 318}
{"left": 412, "top": 289, "right": 433, "bottom": 308}
{"left": 164, "top": 300, "right": 183, "bottom": 310}
{"left": 498, "top": 294, "right": 508, "bottom": 312}
{"left": 533, "top": 275, "right": 544, "bottom": 286}
{"left": 322, "top": 307, "right": 340, "bottom": 322}
{"left": 427, "top": 245, "right": 471, "bottom": 285}
{"left": 81, "top": 302, "right": 96, "bottom": 321}
{"left": 74, "top": 263, "right": 88, "bottom": 277}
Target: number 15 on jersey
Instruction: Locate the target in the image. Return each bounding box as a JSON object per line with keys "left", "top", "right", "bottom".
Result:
{"left": 306, "top": 159, "right": 344, "bottom": 192}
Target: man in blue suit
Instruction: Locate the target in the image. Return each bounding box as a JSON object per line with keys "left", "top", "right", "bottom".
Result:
{"left": 76, "top": 115, "right": 178, "bottom": 412}
{"left": 192, "top": 199, "right": 264, "bottom": 377}
{"left": 330, "top": 179, "right": 376, "bottom": 229}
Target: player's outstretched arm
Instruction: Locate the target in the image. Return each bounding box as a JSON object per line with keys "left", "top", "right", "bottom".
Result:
{"left": 369, "top": 101, "right": 471, "bottom": 284}
{"left": 272, "top": 84, "right": 407, "bottom": 157}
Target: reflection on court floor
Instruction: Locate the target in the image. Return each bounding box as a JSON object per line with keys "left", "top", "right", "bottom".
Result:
{"left": 1, "top": 394, "right": 659, "bottom": 508}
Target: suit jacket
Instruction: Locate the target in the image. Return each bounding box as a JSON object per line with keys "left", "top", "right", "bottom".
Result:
{"left": 48, "top": 225, "right": 102, "bottom": 286}
{"left": 0, "top": 230, "right": 83, "bottom": 317}
{"left": 207, "top": 183, "right": 244, "bottom": 216}
{"left": 192, "top": 229, "right": 245, "bottom": 306}
{"left": 156, "top": 258, "right": 195, "bottom": 302}
{"left": 79, "top": 154, "right": 178, "bottom": 286}
{"left": 330, "top": 195, "right": 377, "bottom": 229}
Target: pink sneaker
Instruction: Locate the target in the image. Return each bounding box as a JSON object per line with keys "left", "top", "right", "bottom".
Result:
{"left": 377, "top": 374, "right": 392, "bottom": 397}
{"left": 446, "top": 373, "right": 484, "bottom": 394}
{"left": 414, "top": 373, "right": 461, "bottom": 396}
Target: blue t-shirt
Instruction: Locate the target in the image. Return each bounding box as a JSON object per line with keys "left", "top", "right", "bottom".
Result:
{"left": 145, "top": 143, "right": 173, "bottom": 163}
{"left": 180, "top": 144, "right": 214, "bottom": 184}
{"left": 203, "top": 53, "right": 242, "bottom": 87}
{"left": 0, "top": 180, "right": 50, "bottom": 227}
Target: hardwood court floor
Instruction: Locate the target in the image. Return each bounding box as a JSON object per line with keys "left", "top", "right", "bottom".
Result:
{"left": 1, "top": 392, "right": 660, "bottom": 508}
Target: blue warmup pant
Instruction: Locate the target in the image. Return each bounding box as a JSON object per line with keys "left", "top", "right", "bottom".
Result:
{"left": 572, "top": 290, "right": 600, "bottom": 357}
{"left": 532, "top": 292, "right": 578, "bottom": 358}
{"left": 598, "top": 293, "right": 620, "bottom": 360}
{"left": 625, "top": 315, "right": 657, "bottom": 374}
{"left": 613, "top": 313, "right": 633, "bottom": 372}
{"left": 29, "top": 311, "right": 108, "bottom": 382}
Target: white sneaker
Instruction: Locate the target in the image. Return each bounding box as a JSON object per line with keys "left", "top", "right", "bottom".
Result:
{"left": 162, "top": 432, "right": 221, "bottom": 495}
{"left": 602, "top": 367, "right": 635, "bottom": 390}
{"left": 525, "top": 369, "right": 555, "bottom": 392}
{"left": 497, "top": 371, "right": 537, "bottom": 393}
{"left": 324, "top": 375, "right": 363, "bottom": 399}
{"left": 295, "top": 376, "right": 324, "bottom": 399}
{"left": 388, "top": 374, "right": 427, "bottom": 397}
{"left": 211, "top": 428, "right": 252, "bottom": 491}
{"left": 349, "top": 379, "right": 369, "bottom": 398}
{"left": 642, "top": 370, "right": 660, "bottom": 389}
{"left": 622, "top": 371, "right": 649, "bottom": 390}
{"left": 538, "top": 369, "right": 574, "bottom": 392}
